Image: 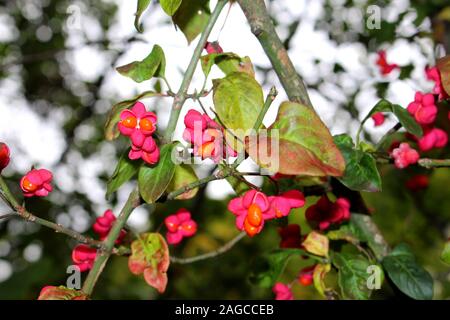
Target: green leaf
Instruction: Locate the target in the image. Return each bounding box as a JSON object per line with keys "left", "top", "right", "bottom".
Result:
{"left": 247, "top": 101, "right": 345, "bottom": 176}
{"left": 391, "top": 104, "right": 423, "bottom": 137}
{"left": 104, "top": 91, "right": 160, "bottom": 140}
{"left": 441, "top": 241, "right": 450, "bottom": 265}
{"left": 213, "top": 72, "right": 264, "bottom": 140}
{"left": 326, "top": 224, "right": 361, "bottom": 243}
{"left": 106, "top": 152, "right": 141, "bottom": 199}
{"left": 333, "top": 134, "right": 382, "bottom": 192}
{"left": 249, "top": 249, "right": 303, "bottom": 288}
{"left": 332, "top": 252, "right": 372, "bottom": 300}
{"left": 166, "top": 164, "right": 199, "bottom": 200}
{"left": 350, "top": 214, "right": 389, "bottom": 260}
{"left": 138, "top": 143, "right": 177, "bottom": 203}
{"left": 134, "top": 0, "right": 152, "bottom": 33}
{"left": 201, "top": 53, "right": 255, "bottom": 78}
{"left": 116, "top": 45, "right": 165, "bottom": 83}
{"left": 160, "top": 0, "right": 182, "bottom": 16}
{"left": 359, "top": 99, "right": 422, "bottom": 138}
{"left": 173, "top": 0, "right": 210, "bottom": 44}
{"left": 382, "top": 243, "right": 434, "bottom": 300}
{"left": 399, "top": 64, "right": 414, "bottom": 80}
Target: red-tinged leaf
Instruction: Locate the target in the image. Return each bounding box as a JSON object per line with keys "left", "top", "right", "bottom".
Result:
{"left": 144, "top": 268, "right": 168, "bottom": 294}
{"left": 37, "top": 286, "right": 88, "bottom": 300}
{"left": 128, "top": 233, "right": 170, "bottom": 293}
{"left": 437, "top": 55, "right": 450, "bottom": 96}
{"left": 128, "top": 239, "right": 147, "bottom": 275}
{"left": 246, "top": 102, "right": 345, "bottom": 176}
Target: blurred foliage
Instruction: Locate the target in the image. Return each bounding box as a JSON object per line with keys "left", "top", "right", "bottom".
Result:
{"left": 0, "top": 0, "right": 449, "bottom": 299}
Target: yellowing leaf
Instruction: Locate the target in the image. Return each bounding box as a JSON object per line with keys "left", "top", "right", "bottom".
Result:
{"left": 302, "top": 231, "right": 329, "bottom": 257}
{"left": 167, "top": 164, "right": 199, "bottom": 200}
{"left": 213, "top": 72, "right": 264, "bottom": 142}
{"left": 313, "top": 263, "right": 331, "bottom": 298}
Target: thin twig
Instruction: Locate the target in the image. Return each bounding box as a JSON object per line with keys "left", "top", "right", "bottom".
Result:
{"left": 0, "top": 176, "right": 106, "bottom": 250}
{"left": 163, "top": 0, "right": 228, "bottom": 143}
{"left": 0, "top": 213, "right": 15, "bottom": 221}
{"left": 170, "top": 232, "right": 246, "bottom": 264}
{"left": 231, "top": 86, "right": 278, "bottom": 169}
{"left": 417, "top": 158, "right": 450, "bottom": 169}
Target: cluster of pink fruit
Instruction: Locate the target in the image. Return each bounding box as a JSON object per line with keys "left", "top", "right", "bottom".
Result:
{"left": 373, "top": 51, "right": 448, "bottom": 170}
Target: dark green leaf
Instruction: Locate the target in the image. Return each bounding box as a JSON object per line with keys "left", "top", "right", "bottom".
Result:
{"left": 106, "top": 152, "right": 141, "bottom": 199}
{"left": 134, "top": 0, "right": 152, "bottom": 33}
{"left": 116, "top": 45, "right": 165, "bottom": 83}
{"left": 350, "top": 214, "right": 389, "bottom": 260}
{"left": 173, "top": 0, "right": 210, "bottom": 44}
{"left": 138, "top": 143, "right": 177, "bottom": 203}
{"left": 399, "top": 64, "right": 414, "bottom": 80}
{"left": 359, "top": 100, "right": 422, "bottom": 137}
{"left": 334, "top": 134, "right": 382, "bottom": 192}
{"left": 332, "top": 252, "right": 372, "bottom": 300}
{"left": 382, "top": 243, "right": 433, "bottom": 300}
{"left": 249, "top": 249, "right": 303, "bottom": 288}
{"left": 104, "top": 91, "right": 160, "bottom": 140}
{"left": 392, "top": 104, "right": 423, "bottom": 137}
{"left": 160, "top": 0, "right": 182, "bottom": 16}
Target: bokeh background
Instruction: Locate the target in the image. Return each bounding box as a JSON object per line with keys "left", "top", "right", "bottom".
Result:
{"left": 0, "top": 0, "right": 449, "bottom": 299}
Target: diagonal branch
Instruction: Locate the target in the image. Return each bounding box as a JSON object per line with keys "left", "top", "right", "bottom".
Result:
{"left": 236, "top": 0, "right": 390, "bottom": 260}
{"left": 236, "top": 0, "right": 312, "bottom": 108}
{"left": 82, "top": 187, "right": 143, "bottom": 295}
